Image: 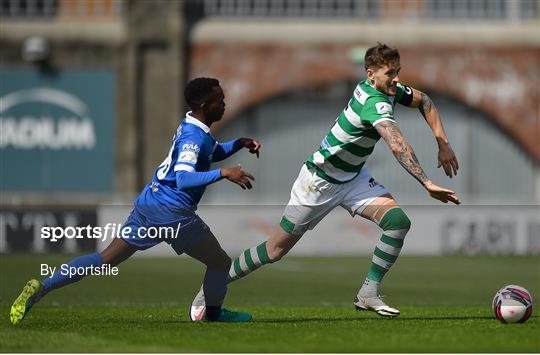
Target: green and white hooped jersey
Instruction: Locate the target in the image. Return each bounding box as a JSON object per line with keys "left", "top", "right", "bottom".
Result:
{"left": 306, "top": 79, "right": 413, "bottom": 184}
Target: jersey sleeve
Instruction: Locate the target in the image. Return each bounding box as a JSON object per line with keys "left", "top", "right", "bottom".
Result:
{"left": 175, "top": 169, "right": 222, "bottom": 190}
{"left": 395, "top": 83, "right": 414, "bottom": 107}
{"left": 212, "top": 138, "right": 242, "bottom": 162}
{"left": 173, "top": 134, "right": 203, "bottom": 173}
{"left": 360, "top": 97, "right": 396, "bottom": 127}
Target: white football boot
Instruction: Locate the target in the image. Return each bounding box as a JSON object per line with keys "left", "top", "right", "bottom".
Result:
{"left": 189, "top": 287, "right": 206, "bottom": 321}
{"left": 354, "top": 295, "right": 400, "bottom": 318}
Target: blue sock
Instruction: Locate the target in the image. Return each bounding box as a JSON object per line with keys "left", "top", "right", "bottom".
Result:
{"left": 41, "top": 252, "right": 103, "bottom": 295}
{"left": 205, "top": 306, "right": 222, "bottom": 321}
{"left": 203, "top": 269, "right": 227, "bottom": 320}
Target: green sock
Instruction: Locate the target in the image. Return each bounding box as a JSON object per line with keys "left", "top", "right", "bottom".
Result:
{"left": 365, "top": 207, "right": 410, "bottom": 287}
{"left": 228, "top": 241, "right": 271, "bottom": 282}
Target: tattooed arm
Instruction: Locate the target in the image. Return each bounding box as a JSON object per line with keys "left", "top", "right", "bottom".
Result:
{"left": 408, "top": 88, "right": 459, "bottom": 178}
{"left": 409, "top": 89, "right": 445, "bottom": 141}
{"left": 375, "top": 120, "right": 460, "bottom": 204}
{"left": 375, "top": 120, "right": 429, "bottom": 185}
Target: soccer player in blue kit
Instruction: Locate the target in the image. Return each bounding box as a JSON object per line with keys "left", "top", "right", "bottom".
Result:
{"left": 10, "top": 77, "right": 261, "bottom": 324}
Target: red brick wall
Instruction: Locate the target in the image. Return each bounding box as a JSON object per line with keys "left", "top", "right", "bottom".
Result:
{"left": 190, "top": 44, "right": 539, "bottom": 164}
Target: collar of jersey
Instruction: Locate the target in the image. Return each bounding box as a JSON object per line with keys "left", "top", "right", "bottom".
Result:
{"left": 185, "top": 112, "right": 211, "bottom": 134}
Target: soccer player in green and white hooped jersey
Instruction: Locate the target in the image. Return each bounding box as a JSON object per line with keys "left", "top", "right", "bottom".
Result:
{"left": 190, "top": 43, "right": 461, "bottom": 319}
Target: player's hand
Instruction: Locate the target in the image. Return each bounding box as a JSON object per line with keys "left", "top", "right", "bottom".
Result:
{"left": 221, "top": 165, "right": 255, "bottom": 190}
{"left": 239, "top": 138, "right": 261, "bottom": 158}
{"left": 424, "top": 181, "right": 461, "bottom": 205}
{"left": 437, "top": 142, "right": 459, "bottom": 178}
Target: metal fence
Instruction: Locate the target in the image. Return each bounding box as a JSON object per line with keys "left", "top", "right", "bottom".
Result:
{"left": 2, "top": 0, "right": 536, "bottom": 21}
{"left": 0, "top": 0, "right": 122, "bottom": 18}
{"left": 202, "top": 0, "right": 379, "bottom": 18}
{"left": 201, "top": 0, "right": 538, "bottom": 21}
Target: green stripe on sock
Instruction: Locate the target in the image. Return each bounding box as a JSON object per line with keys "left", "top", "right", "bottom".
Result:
{"left": 256, "top": 242, "right": 271, "bottom": 264}
{"left": 374, "top": 247, "right": 398, "bottom": 263}
{"left": 381, "top": 234, "right": 404, "bottom": 248}
{"left": 367, "top": 262, "right": 387, "bottom": 282}
{"left": 233, "top": 258, "right": 244, "bottom": 278}
{"left": 244, "top": 249, "right": 256, "bottom": 270}
{"left": 280, "top": 216, "right": 295, "bottom": 234}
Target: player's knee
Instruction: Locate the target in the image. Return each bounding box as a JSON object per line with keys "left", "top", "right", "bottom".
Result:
{"left": 379, "top": 207, "right": 411, "bottom": 233}
{"left": 208, "top": 253, "right": 231, "bottom": 271}
{"left": 100, "top": 239, "right": 136, "bottom": 266}
{"left": 221, "top": 255, "right": 232, "bottom": 271}
{"left": 398, "top": 211, "right": 411, "bottom": 231}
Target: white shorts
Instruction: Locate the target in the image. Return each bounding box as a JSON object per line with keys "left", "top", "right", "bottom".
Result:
{"left": 280, "top": 164, "right": 390, "bottom": 235}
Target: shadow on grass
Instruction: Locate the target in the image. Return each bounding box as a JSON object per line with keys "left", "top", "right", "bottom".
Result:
{"left": 4, "top": 316, "right": 495, "bottom": 328}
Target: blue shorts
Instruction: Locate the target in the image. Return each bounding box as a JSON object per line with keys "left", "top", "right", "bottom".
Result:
{"left": 120, "top": 208, "right": 210, "bottom": 255}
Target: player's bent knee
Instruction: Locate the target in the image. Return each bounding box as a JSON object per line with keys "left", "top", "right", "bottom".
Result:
{"left": 220, "top": 255, "right": 232, "bottom": 271}
{"left": 100, "top": 238, "right": 137, "bottom": 266}
{"left": 378, "top": 207, "right": 411, "bottom": 233}
{"left": 207, "top": 252, "right": 231, "bottom": 271}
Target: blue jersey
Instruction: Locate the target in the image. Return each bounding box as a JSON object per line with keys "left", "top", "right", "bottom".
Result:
{"left": 134, "top": 113, "right": 220, "bottom": 224}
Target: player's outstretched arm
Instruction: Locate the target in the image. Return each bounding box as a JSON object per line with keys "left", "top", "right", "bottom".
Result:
{"left": 212, "top": 138, "right": 261, "bottom": 162}
{"left": 176, "top": 166, "right": 255, "bottom": 190}
{"left": 406, "top": 88, "right": 459, "bottom": 178}
{"left": 375, "top": 121, "right": 460, "bottom": 205}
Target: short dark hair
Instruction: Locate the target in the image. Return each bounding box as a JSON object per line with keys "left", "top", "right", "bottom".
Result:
{"left": 185, "top": 77, "right": 220, "bottom": 110}
{"left": 364, "top": 43, "right": 400, "bottom": 70}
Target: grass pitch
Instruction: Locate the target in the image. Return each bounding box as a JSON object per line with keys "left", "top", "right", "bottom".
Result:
{"left": 1, "top": 255, "right": 538, "bottom": 352}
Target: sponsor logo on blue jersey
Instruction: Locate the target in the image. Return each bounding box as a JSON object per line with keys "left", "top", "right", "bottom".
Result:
{"left": 182, "top": 143, "right": 200, "bottom": 152}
